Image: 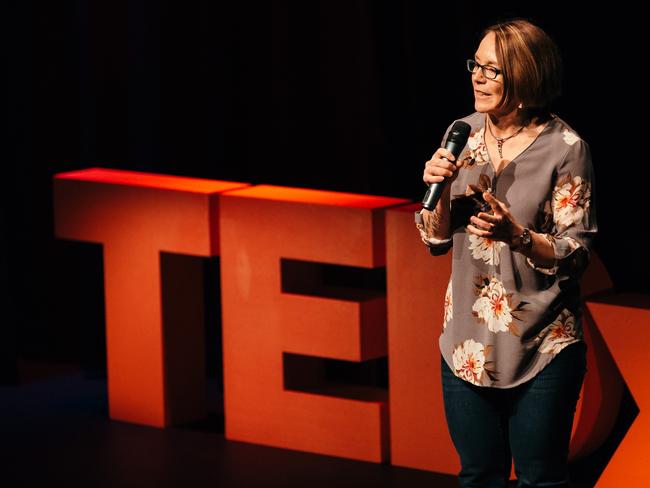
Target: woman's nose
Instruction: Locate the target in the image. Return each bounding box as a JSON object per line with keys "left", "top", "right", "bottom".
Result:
{"left": 472, "top": 71, "right": 486, "bottom": 84}
{"left": 472, "top": 68, "right": 487, "bottom": 82}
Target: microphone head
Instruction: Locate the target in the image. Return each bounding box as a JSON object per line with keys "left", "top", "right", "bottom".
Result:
{"left": 448, "top": 120, "right": 472, "bottom": 144}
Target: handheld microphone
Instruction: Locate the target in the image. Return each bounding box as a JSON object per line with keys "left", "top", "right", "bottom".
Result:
{"left": 421, "top": 120, "right": 471, "bottom": 210}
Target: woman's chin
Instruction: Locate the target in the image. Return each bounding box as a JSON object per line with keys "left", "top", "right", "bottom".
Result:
{"left": 474, "top": 100, "right": 494, "bottom": 113}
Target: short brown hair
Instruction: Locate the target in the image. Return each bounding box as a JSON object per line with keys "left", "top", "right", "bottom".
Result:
{"left": 483, "top": 19, "right": 562, "bottom": 111}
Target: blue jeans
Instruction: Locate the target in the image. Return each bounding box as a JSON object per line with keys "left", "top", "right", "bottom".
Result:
{"left": 441, "top": 341, "right": 587, "bottom": 488}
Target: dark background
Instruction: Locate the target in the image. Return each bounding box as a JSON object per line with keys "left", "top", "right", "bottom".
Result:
{"left": 4, "top": 0, "right": 648, "bottom": 384}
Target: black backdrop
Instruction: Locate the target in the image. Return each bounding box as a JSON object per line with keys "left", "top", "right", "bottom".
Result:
{"left": 4, "top": 1, "right": 649, "bottom": 380}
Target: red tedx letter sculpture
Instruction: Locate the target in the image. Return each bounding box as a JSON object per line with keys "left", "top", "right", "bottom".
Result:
{"left": 53, "top": 168, "right": 248, "bottom": 427}
{"left": 584, "top": 294, "right": 650, "bottom": 486}
{"left": 53, "top": 168, "right": 648, "bottom": 485}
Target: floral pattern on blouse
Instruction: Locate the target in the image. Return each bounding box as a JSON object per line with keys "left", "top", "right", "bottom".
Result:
{"left": 531, "top": 169, "right": 591, "bottom": 276}
{"left": 535, "top": 309, "right": 581, "bottom": 354}
{"left": 460, "top": 127, "right": 489, "bottom": 168}
{"left": 468, "top": 234, "right": 506, "bottom": 265}
{"left": 472, "top": 275, "right": 527, "bottom": 336}
{"left": 443, "top": 279, "right": 453, "bottom": 329}
{"left": 452, "top": 338, "right": 498, "bottom": 386}
{"left": 562, "top": 129, "right": 580, "bottom": 145}
{"left": 552, "top": 174, "right": 591, "bottom": 231}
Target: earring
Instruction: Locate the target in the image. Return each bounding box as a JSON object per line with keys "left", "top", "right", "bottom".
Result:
{"left": 518, "top": 102, "right": 524, "bottom": 109}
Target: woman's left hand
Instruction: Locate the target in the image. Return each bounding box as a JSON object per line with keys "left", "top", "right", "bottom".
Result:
{"left": 466, "top": 191, "right": 522, "bottom": 246}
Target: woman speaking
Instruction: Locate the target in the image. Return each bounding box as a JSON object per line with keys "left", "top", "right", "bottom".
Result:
{"left": 415, "top": 19, "right": 596, "bottom": 488}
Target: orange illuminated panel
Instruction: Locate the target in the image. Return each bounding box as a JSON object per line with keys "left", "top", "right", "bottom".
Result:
{"left": 219, "top": 184, "right": 409, "bottom": 462}
{"left": 385, "top": 203, "right": 458, "bottom": 473}
{"left": 585, "top": 294, "right": 650, "bottom": 487}
{"left": 57, "top": 167, "right": 243, "bottom": 194}
{"left": 53, "top": 167, "right": 249, "bottom": 427}
{"left": 227, "top": 184, "right": 408, "bottom": 209}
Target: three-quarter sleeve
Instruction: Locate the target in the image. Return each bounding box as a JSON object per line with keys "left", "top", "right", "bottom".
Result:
{"left": 414, "top": 124, "right": 456, "bottom": 256}
{"left": 527, "top": 136, "right": 597, "bottom": 277}
{"left": 415, "top": 209, "right": 453, "bottom": 255}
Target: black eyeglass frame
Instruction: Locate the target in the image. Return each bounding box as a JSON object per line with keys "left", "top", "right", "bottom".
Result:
{"left": 466, "top": 59, "right": 502, "bottom": 80}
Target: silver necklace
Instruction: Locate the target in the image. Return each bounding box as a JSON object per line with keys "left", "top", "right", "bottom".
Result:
{"left": 486, "top": 117, "right": 525, "bottom": 159}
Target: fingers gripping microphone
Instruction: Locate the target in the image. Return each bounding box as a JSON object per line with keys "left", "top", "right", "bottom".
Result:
{"left": 421, "top": 121, "right": 472, "bottom": 210}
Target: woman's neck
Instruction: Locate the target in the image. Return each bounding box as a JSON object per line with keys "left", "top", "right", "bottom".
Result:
{"left": 487, "top": 110, "right": 530, "bottom": 137}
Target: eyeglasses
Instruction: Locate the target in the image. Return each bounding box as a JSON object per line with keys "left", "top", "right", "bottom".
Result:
{"left": 466, "top": 59, "right": 502, "bottom": 80}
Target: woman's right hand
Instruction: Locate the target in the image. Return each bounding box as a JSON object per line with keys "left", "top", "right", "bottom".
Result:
{"left": 422, "top": 148, "right": 460, "bottom": 185}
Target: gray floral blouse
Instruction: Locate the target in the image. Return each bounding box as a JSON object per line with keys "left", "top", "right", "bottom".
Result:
{"left": 415, "top": 111, "right": 596, "bottom": 388}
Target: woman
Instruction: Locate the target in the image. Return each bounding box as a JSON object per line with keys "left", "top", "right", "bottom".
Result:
{"left": 415, "top": 20, "right": 596, "bottom": 488}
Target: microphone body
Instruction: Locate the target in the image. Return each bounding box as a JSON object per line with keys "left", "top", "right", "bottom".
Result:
{"left": 421, "top": 121, "right": 472, "bottom": 210}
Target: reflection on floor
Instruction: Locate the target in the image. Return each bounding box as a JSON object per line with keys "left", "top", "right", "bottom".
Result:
{"left": 1, "top": 366, "right": 458, "bottom": 488}
{"left": 3, "top": 360, "right": 613, "bottom": 487}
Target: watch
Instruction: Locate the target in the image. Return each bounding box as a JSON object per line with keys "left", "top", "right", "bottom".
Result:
{"left": 511, "top": 227, "right": 533, "bottom": 251}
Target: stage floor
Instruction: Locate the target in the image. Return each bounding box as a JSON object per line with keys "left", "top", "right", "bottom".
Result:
{"left": 3, "top": 361, "right": 607, "bottom": 487}
{"left": 1, "top": 364, "right": 459, "bottom": 487}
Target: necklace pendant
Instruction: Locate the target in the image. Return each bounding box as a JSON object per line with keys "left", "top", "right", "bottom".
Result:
{"left": 486, "top": 116, "right": 526, "bottom": 161}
